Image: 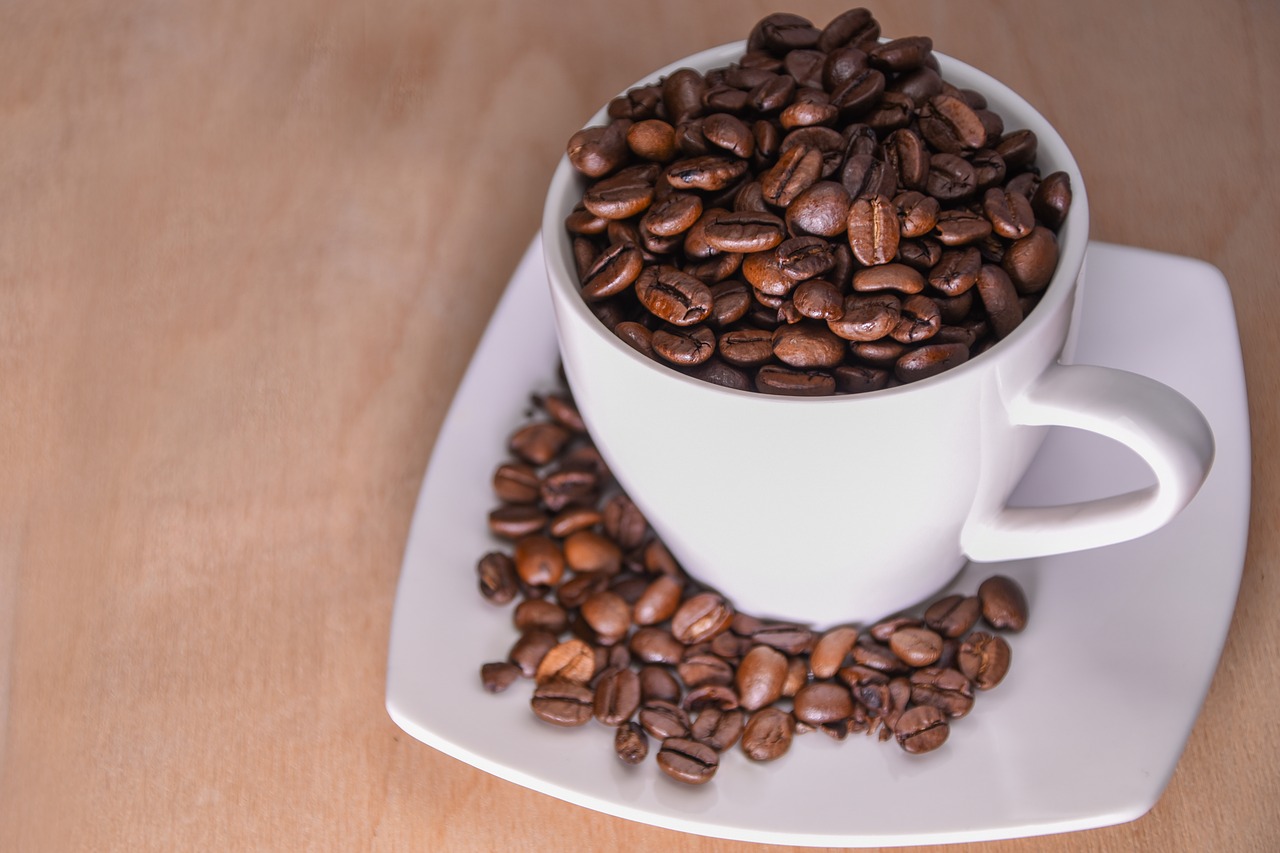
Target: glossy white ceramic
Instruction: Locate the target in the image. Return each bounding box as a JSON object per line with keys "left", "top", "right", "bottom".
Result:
{"left": 541, "top": 43, "right": 1214, "bottom": 626}
{"left": 385, "top": 238, "right": 1248, "bottom": 847}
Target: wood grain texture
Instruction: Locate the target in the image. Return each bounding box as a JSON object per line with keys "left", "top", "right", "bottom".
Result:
{"left": 1, "top": 1, "right": 1277, "bottom": 850}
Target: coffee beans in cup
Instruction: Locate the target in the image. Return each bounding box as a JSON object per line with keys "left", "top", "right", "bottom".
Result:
{"left": 562, "top": 8, "right": 1071, "bottom": 395}
{"left": 477, "top": 388, "right": 1028, "bottom": 785}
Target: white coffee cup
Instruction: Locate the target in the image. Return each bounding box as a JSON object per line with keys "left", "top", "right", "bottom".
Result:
{"left": 542, "top": 41, "right": 1214, "bottom": 627}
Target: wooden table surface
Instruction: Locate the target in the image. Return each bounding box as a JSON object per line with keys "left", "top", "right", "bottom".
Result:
{"left": 3, "top": 1, "right": 1277, "bottom": 850}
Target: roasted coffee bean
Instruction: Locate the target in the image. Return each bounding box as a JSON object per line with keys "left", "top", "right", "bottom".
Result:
{"left": 926, "top": 152, "right": 977, "bottom": 202}
{"left": 678, "top": 651, "right": 736, "bottom": 689}
{"left": 536, "top": 638, "right": 597, "bottom": 685}
{"left": 828, "top": 292, "right": 900, "bottom": 341}
{"left": 772, "top": 322, "right": 846, "bottom": 369}
{"left": 566, "top": 122, "right": 630, "bottom": 178}
{"left": 477, "top": 551, "right": 520, "bottom": 605}
{"left": 736, "top": 645, "right": 789, "bottom": 711}
{"left": 580, "top": 590, "right": 632, "bottom": 645}
{"left": 741, "top": 707, "right": 795, "bottom": 761}
{"left": 834, "top": 363, "right": 889, "bottom": 393}
{"left": 978, "top": 574, "right": 1029, "bottom": 631}
{"left": 562, "top": 530, "right": 621, "bottom": 575}
{"left": 671, "top": 592, "right": 734, "bottom": 644}
{"left": 924, "top": 594, "right": 982, "bottom": 638}
{"left": 626, "top": 118, "right": 677, "bottom": 162}
{"left": 594, "top": 666, "right": 642, "bottom": 725}
{"left": 851, "top": 640, "right": 908, "bottom": 674}
{"left": 540, "top": 464, "right": 598, "bottom": 512}
{"left": 898, "top": 237, "right": 943, "bottom": 271}
{"left": 928, "top": 246, "right": 982, "bottom": 296}
{"left": 888, "top": 626, "right": 944, "bottom": 667}
{"left": 663, "top": 68, "right": 707, "bottom": 125}
{"left": 895, "top": 341, "right": 969, "bottom": 383}
{"left": 509, "top": 421, "right": 571, "bottom": 466}
{"left": 889, "top": 65, "right": 942, "bottom": 105}
{"left": 635, "top": 265, "right": 714, "bottom": 326}
{"left": 639, "top": 664, "right": 682, "bottom": 704}
{"left": 641, "top": 192, "right": 703, "bottom": 238}
{"left": 657, "top": 737, "right": 719, "bottom": 785}
{"left": 514, "top": 598, "right": 569, "bottom": 634}
{"left": 1032, "top": 171, "right": 1073, "bottom": 230}
{"left": 613, "top": 321, "right": 654, "bottom": 357}
{"left": 651, "top": 323, "right": 716, "bottom": 366}
{"left": 556, "top": 572, "right": 608, "bottom": 610}
{"left": 509, "top": 628, "right": 559, "bottom": 679}
{"left": 786, "top": 181, "right": 851, "bottom": 237}
{"left": 642, "top": 538, "right": 682, "bottom": 577}
{"left": 717, "top": 328, "right": 774, "bottom": 367}
{"left": 895, "top": 705, "right": 949, "bottom": 754}
{"left": 692, "top": 707, "right": 745, "bottom": 751}
{"left": 957, "top": 631, "right": 1012, "bottom": 689}
{"left": 853, "top": 263, "right": 925, "bottom": 294}
{"left": 847, "top": 196, "right": 900, "bottom": 265}
{"left": 934, "top": 208, "right": 993, "bottom": 246}
{"left": 492, "top": 462, "right": 540, "bottom": 505}
{"left": 615, "top": 721, "right": 649, "bottom": 765}
{"left": 666, "top": 155, "right": 748, "bottom": 191}
{"left": 629, "top": 627, "right": 685, "bottom": 665}
{"left": 531, "top": 677, "right": 595, "bottom": 727}
{"left": 910, "top": 667, "right": 975, "bottom": 717}
{"left": 840, "top": 152, "right": 895, "bottom": 200}
{"left": 869, "top": 35, "right": 933, "bottom": 72}
{"left": 631, "top": 574, "right": 683, "bottom": 626}
{"left": 750, "top": 12, "right": 821, "bottom": 54}
{"left": 995, "top": 129, "right": 1038, "bottom": 171}
{"left": 749, "top": 623, "right": 816, "bottom": 655}
{"left": 582, "top": 165, "right": 658, "bottom": 220}
{"left": 639, "top": 700, "right": 692, "bottom": 740}
{"left": 601, "top": 494, "right": 646, "bottom": 550}
{"left": 760, "top": 143, "right": 824, "bottom": 206}
{"left": 983, "top": 186, "right": 1035, "bottom": 239}
{"left": 809, "top": 626, "right": 859, "bottom": 678}
{"left": 702, "top": 112, "right": 755, "bottom": 158}
{"left": 864, "top": 90, "right": 914, "bottom": 132}
{"left": 1002, "top": 226, "right": 1059, "bottom": 294}
{"left": 818, "top": 7, "right": 880, "bottom": 52}
{"left": 480, "top": 661, "right": 522, "bottom": 694}
{"left": 755, "top": 365, "right": 836, "bottom": 396}
{"left": 793, "top": 681, "right": 855, "bottom": 725}
{"left": 894, "top": 190, "right": 939, "bottom": 238}
{"left": 831, "top": 66, "right": 886, "bottom": 116}
{"left": 776, "top": 236, "right": 837, "bottom": 282}
{"left": 919, "top": 93, "right": 987, "bottom": 153}
{"left": 792, "top": 279, "right": 844, "bottom": 320}
{"left": 702, "top": 211, "right": 787, "bottom": 253}
{"left": 890, "top": 293, "right": 942, "bottom": 343}
{"left": 975, "top": 263, "right": 1023, "bottom": 339}
{"left": 852, "top": 337, "right": 908, "bottom": 367}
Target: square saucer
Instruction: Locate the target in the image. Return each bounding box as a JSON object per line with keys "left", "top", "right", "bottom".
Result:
{"left": 385, "top": 239, "right": 1249, "bottom": 847}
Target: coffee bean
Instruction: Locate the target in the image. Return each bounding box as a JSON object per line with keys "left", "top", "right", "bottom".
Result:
{"left": 702, "top": 112, "right": 755, "bottom": 158}
{"left": 513, "top": 534, "right": 565, "bottom": 587}
{"left": 792, "top": 279, "right": 844, "bottom": 320}
{"left": 786, "top": 181, "right": 851, "bottom": 237}
{"left": 975, "top": 263, "right": 1023, "bottom": 339}
{"left": 869, "top": 36, "right": 933, "bottom": 72}
{"left": 580, "top": 590, "right": 632, "bottom": 645}
{"left": 776, "top": 236, "right": 837, "bottom": 282}
{"left": 531, "top": 677, "right": 595, "bottom": 727}
{"left": 480, "top": 661, "right": 521, "bottom": 694}
{"left": 594, "top": 666, "right": 642, "bottom": 725}
{"left": 978, "top": 574, "right": 1029, "bottom": 631}
{"left": 639, "top": 700, "right": 692, "bottom": 740}
{"left": 983, "top": 186, "right": 1036, "bottom": 239}
{"left": 928, "top": 246, "right": 982, "bottom": 296}
{"left": 754, "top": 365, "right": 836, "bottom": 396}
{"left": 692, "top": 707, "right": 746, "bottom": 751}
{"left": 671, "top": 592, "right": 734, "bottom": 644}
{"left": 635, "top": 265, "right": 714, "bottom": 326}
{"left": 741, "top": 707, "right": 796, "bottom": 761}
{"left": 639, "top": 664, "right": 682, "bottom": 704}
{"left": 889, "top": 293, "right": 942, "bottom": 343}
{"left": 818, "top": 8, "right": 880, "bottom": 53}
{"left": 736, "top": 645, "right": 789, "bottom": 711}
{"left": 615, "top": 721, "right": 649, "bottom": 765}
{"left": 477, "top": 551, "right": 519, "bottom": 605}
{"left": 1032, "top": 171, "right": 1073, "bottom": 230}
{"left": 641, "top": 192, "right": 703, "bottom": 237}
{"left": 772, "top": 322, "right": 846, "bottom": 369}
{"left": 924, "top": 594, "right": 982, "bottom": 638}
{"left": 910, "top": 667, "right": 975, "bottom": 717}
{"left": 536, "top": 638, "right": 597, "bottom": 685}
{"left": 1002, "top": 226, "right": 1060, "bottom": 294}
{"left": 793, "top": 681, "right": 855, "bottom": 725}
{"left": 957, "top": 631, "right": 1013, "bottom": 689}
{"left": 895, "top": 705, "right": 949, "bottom": 754}
{"left": 509, "top": 421, "right": 571, "bottom": 466}
{"left": 760, "top": 143, "right": 823, "bottom": 206}
{"left": 613, "top": 321, "right": 654, "bottom": 357}
{"left": 750, "top": 12, "right": 821, "bottom": 55}
{"left": 514, "top": 598, "right": 569, "bottom": 634}
{"left": 894, "top": 341, "right": 970, "bottom": 383}
{"left": 657, "top": 737, "right": 720, "bottom": 785}
{"left": 919, "top": 93, "right": 987, "bottom": 153}
{"left": 702, "top": 210, "right": 787, "bottom": 253}
{"left": 629, "top": 627, "right": 685, "bottom": 665}
{"left": 652, "top": 323, "right": 716, "bottom": 366}
{"left": 852, "top": 263, "right": 924, "bottom": 294}
{"left": 566, "top": 122, "right": 630, "bottom": 179}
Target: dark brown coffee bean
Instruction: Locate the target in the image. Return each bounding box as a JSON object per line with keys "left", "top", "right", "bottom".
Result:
{"left": 750, "top": 11, "right": 821, "bottom": 54}
{"left": 692, "top": 707, "right": 745, "bottom": 751}
{"left": 657, "top": 736, "right": 719, "bottom": 785}
{"left": 890, "top": 293, "right": 942, "bottom": 343}
{"left": 780, "top": 126, "right": 846, "bottom": 177}
{"left": 926, "top": 152, "right": 977, "bottom": 202}
{"left": 741, "top": 707, "right": 796, "bottom": 761}
{"left": 889, "top": 65, "right": 942, "bottom": 105}
{"left": 601, "top": 493, "right": 646, "bottom": 550}
{"left": 592, "top": 666, "right": 642, "bottom": 725}
{"left": 704, "top": 279, "right": 750, "bottom": 326}
{"left": 786, "top": 181, "right": 851, "bottom": 237}
{"left": 539, "top": 464, "right": 598, "bottom": 512}
{"left": 509, "top": 628, "right": 559, "bottom": 679}
{"left": 535, "top": 638, "right": 597, "bottom": 685}
{"left": 662, "top": 68, "right": 706, "bottom": 125}
{"left": 869, "top": 35, "right": 933, "bottom": 72}
{"left": 718, "top": 328, "right": 775, "bottom": 367}
{"left": 760, "top": 143, "right": 823, "bottom": 207}
{"left": 780, "top": 93, "right": 838, "bottom": 129}
{"left": 894, "top": 341, "right": 970, "bottom": 383}
{"left": 893, "top": 190, "right": 940, "bottom": 238}
{"left": 613, "top": 321, "right": 654, "bottom": 358}
{"left": 793, "top": 681, "right": 855, "bottom": 725}
{"left": 933, "top": 208, "right": 993, "bottom": 247}
{"left": 652, "top": 323, "right": 716, "bottom": 366}
{"left": 910, "top": 667, "right": 975, "bottom": 717}
{"left": 792, "top": 279, "right": 844, "bottom": 321}
{"left": 975, "top": 263, "right": 1023, "bottom": 339}
{"left": 639, "top": 664, "right": 681, "bottom": 704}
{"left": 513, "top": 534, "right": 565, "bottom": 587}
{"left": 1032, "top": 171, "right": 1073, "bottom": 230}
{"left": 983, "top": 186, "right": 1036, "bottom": 239}
{"left": 924, "top": 594, "right": 983, "bottom": 638}
{"left": 508, "top": 421, "right": 571, "bottom": 466}
{"left": 828, "top": 292, "right": 900, "bottom": 341}
{"left": 772, "top": 322, "right": 846, "bottom": 369}
{"left": 831, "top": 66, "right": 886, "bottom": 117}
{"left": 853, "top": 263, "right": 925, "bottom": 294}
{"left": 615, "top": 721, "right": 649, "bottom": 765}
{"left": 919, "top": 94, "right": 987, "bottom": 153}
{"left": 995, "top": 129, "right": 1038, "bottom": 171}
{"left": 641, "top": 192, "right": 703, "bottom": 238}
{"left": 958, "top": 631, "right": 1013, "bottom": 689}
{"left": 1002, "top": 225, "right": 1060, "bottom": 294}
{"left": 635, "top": 265, "right": 714, "bottom": 326}
{"left": 888, "top": 626, "right": 944, "bottom": 667}
{"left": 776, "top": 236, "right": 837, "bottom": 282}
{"left": 839, "top": 152, "right": 896, "bottom": 200}
{"left": 514, "top": 598, "right": 569, "bottom": 634}
{"left": 834, "top": 364, "right": 889, "bottom": 393}
{"left": 811, "top": 626, "right": 860, "bottom": 679}
{"left": 847, "top": 195, "right": 899, "bottom": 266}
{"left": 818, "top": 7, "right": 880, "bottom": 52}
{"left": 477, "top": 551, "right": 519, "bottom": 605}
{"left": 741, "top": 250, "right": 795, "bottom": 296}
{"left": 582, "top": 165, "right": 658, "bottom": 220}
{"left": 671, "top": 592, "right": 734, "bottom": 644}
{"left": 666, "top": 155, "right": 748, "bottom": 192}
{"left": 702, "top": 210, "right": 786, "bottom": 253}
{"left": 928, "top": 247, "right": 982, "bottom": 296}
{"left": 531, "top": 676, "right": 595, "bottom": 727}
{"left": 735, "top": 644, "right": 788, "bottom": 711}
{"left": 851, "top": 640, "right": 909, "bottom": 674}
{"left": 702, "top": 112, "right": 755, "bottom": 158}
{"left": 632, "top": 575, "right": 684, "bottom": 626}
{"left": 639, "top": 700, "right": 691, "bottom": 740}
{"left": 580, "top": 590, "right": 631, "bottom": 645}
{"left": 480, "top": 661, "right": 521, "bottom": 694}
{"left": 492, "top": 462, "right": 540, "bottom": 505}
{"left": 629, "top": 627, "right": 683, "bottom": 665}
{"left": 754, "top": 365, "right": 836, "bottom": 396}
{"left": 895, "top": 705, "right": 949, "bottom": 753}
{"left": 979, "top": 574, "right": 1029, "bottom": 631}
{"left": 626, "top": 118, "right": 677, "bottom": 162}
{"left": 566, "top": 122, "right": 630, "bottom": 178}
{"left": 556, "top": 571, "right": 608, "bottom": 610}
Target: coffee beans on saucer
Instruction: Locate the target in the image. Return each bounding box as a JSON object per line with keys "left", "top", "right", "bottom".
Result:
{"left": 477, "top": 389, "right": 1028, "bottom": 785}
{"left": 562, "top": 8, "right": 1072, "bottom": 395}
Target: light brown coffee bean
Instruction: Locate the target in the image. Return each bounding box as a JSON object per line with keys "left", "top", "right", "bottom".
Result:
{"left": 895, "top": 705, "right": 949, "bottom": 753}
{"left": 531, "top": 677, "right": 595, "bottom": 727}
{"left": 741, "top": 707, "right": 796, "bottom": 761}
{"left": 957, "top": 631, "right": 1013, "bottom": 689}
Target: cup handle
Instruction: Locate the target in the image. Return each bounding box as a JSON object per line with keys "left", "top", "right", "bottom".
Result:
{"left": 961, "top": 363, "right": 1215, "bottom": 561}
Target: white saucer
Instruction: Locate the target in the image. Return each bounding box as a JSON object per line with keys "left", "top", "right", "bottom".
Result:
{"left": 385, "top": 239, "right": 1249, "bottom": 847}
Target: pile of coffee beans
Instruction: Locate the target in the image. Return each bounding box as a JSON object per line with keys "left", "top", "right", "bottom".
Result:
{"left": 562, "top": 8, "right": 1072, "bottom": 395}
{"left": 478, "top": 391, "right": 1029, "bottom": 785}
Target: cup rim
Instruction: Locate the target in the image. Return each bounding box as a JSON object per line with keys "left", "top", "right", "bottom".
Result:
{"left": 542, "top": 39, "right": 1091, "bottom": 404}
